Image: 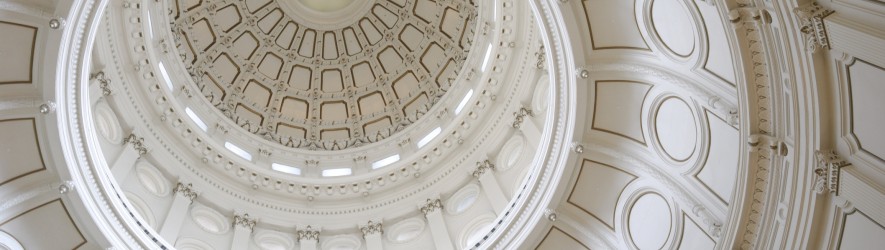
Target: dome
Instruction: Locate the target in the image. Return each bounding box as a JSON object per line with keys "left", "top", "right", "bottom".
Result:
{"left": 171, "top": 0, "right": 477, "bottom": 151}
{"left": 2, "top": 0, "right": 885, "bottom": 250}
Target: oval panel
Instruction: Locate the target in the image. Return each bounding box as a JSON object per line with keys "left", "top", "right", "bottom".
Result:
{"left": 532, "top": 75, "right": 551, "bottom": 113}
{"left": 190, "top": 205, "right": 231, "bottom": 234}
{"left": 459, "top": 213, "right": 496, "bottom": 248}
{"left": 254, "top": 229, "right": 295, "bottom": 250}
{"left": 175, "top": 238, "right": 214, "bottom": 250}
{"left": 124, "top": 192, "right": 156, "bottom": 228}
{"left": 654, "top": 97, "right": 697, "bottom": 161}
{"left": 651, "top": 0, "right": 696, "bottom": 57}
{"left": 446, "top": 183, "right": 480, "bottom": 215}
{"left": 134, "top": 161, "right": 170, "bottom": 197}
{"left": 93, "top": 100, "right": 124, "bottom": 144}
{"left": 386, "top": 217, "right": 426, "bottom": 243}
{"left": 497, "top": 135, "right": 525, "bottom": 171}
{"left": 627, "top": 193, "right": 672, "bottom": 250}
{"left": 321, "top": 234, "right": 361, "bottom": 250}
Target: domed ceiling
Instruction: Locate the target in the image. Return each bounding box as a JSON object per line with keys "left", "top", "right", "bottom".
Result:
{"left": 171, "top": 0, "right": 477, "bottom": 150}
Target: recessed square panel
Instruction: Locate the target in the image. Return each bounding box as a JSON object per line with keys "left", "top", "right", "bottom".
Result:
{"left": 0, "top": 118, "right": 45, "bottom": 185}
{"left": 0, "top": 21, "right": 37, "bottom": 84}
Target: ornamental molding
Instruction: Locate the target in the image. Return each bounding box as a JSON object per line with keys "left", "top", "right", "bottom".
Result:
{"left": 534, "top": 44, "right": 546, "bottom": 69}
{"left": 297, "top": 226, "right": 320, "bottom": 241}
{"left": 585, "top": 63, "right": 739, "bottom": 127}
{"left": 233, "top": 212, "right": 257, "bottom": 231}
{"left": 173, "top": 182, "right": 198, "bottom": 203}
{"left": 472, "top": 159, "right": 496, "bottom": 178}
{"left": 359, "top": 220, "right": 383, "bottom": 237}
{"left": 794, "top": 2, "right": 834, "bottom": 53}
{"left": 420, "top": 198, "right": 444, "bottom": 216}
{"left": 813, "top": 150, "right": 849, "bottom": 195}
{"left": 511, "top": 106, "right": 535, "bottom": 128}
{"left": 123, "top": 133, "right": 148, "bottom": 156}
{"left": 90, "top": 71, "right": 112, "bottom": 96}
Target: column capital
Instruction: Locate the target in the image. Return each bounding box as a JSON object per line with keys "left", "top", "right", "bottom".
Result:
{"left": 233, "top": 212, "right": 257, "bottom": 232}
{"left": 124, "top": 133, "right": 149, "bottom": 156}
{"left": 359, "top": 220, "right": 383, "bottom": 237}
{"left": 173, "top": 182, "right": 198, "bottom": 202}
{"left": 813, "top": 150, "right": 850, "bottom": 195}
{"left": 297, "top": 225, "right": 320, "bottom": 241}
{"left": 794, "top": 1, "right": 835, "bottom": 53}
{"left": 472, "top": 159, "right": 495, "bottom": 178}
{"left": 420, "top": 198, "right": 443, "bottom": 216}
{"left": 511, "top": 106, "right": 535, "bottom": 128}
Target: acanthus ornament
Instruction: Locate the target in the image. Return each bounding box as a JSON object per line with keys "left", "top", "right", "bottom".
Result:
{"left": 297, "top": 226, "right": 320, "bottom": 241}
{"left": 173, "top": 182, "right": 198, "bottom": 203}
{"left": 359, "top": 220, "right": 383, "bottom": 236}
{"left": 813, "top": 150, "right": 849, "bottom": 195}
{"left": 233, "top": 212, "right": 257, "bottom": 231}
{"left": 512, "top": 106, "right": 535, "bottom": 128}
{"left": 420, "top": 198, "right": 443, "bottom": 215}
{"left": 90, "top": 71, "right": 112, "bottom": 96}
{"left": 794, "top": 2, "right": 834, "bottom": 53}
{"left": 472, "top": 159, "right": 495, "bottom": 178}
{"left": 124, "top": 133, "right": 149, "bottom": 155}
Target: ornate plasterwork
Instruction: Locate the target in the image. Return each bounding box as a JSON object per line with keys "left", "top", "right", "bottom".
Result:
{"left": 296, "top": 226, "right": 320, "bottom": 241}
{"left": 170, "top": 0, "right": 477, "bottom": 150}
{"left": 174, "top": 182, "right": 199, "bottom": 202}
{"left": 472, "top": 159, "right": 495, "bottom": 178}
{"left": 793, "top": 2, "right": 834, "bottom": 53}
{"left": 813, "top": 150, "right": 849, "bottom": 195}
{"left": 359, "top": 220, "right": 383, "bottom": 236}
{"left": 420, "top": 198, "right": 443, "bottom": 215}
{"left": 233, "top": 212, "right": 258, "bottom": 231}
{"left": 511, "top": 106, "right": 535, "bottom": 128}
{"left": 123, "top": 133, "right": 148, "bottom": 155}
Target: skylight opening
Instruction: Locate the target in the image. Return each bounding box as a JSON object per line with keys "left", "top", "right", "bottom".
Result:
{"left": 481, "top": 44, "right": 493, "bottom": 72}
{"left": 271, "top": 163, "right": 301, "bottom": 175}
{"left": 224, "top": 142, "right": 252, "bottom": 161}
{"left": 322, "top": 168, "right": 352, "bottom": 177}
{"left": 417, "top": 127, "right": 442, "bottom": 148}
{"left": 157, "top": 62, "right": 174, "bottom": 91}
{"left": 372, "top": 154, "right": 400, "bottom": 169}
{"left": 493, "top": 0, "right": 498, "bottom": 20}
{"left": 455, "top": 89, "right": 474, "bottom": 114}
{"left": 144, "top": 13, "right": 153, "bottom": 39}
{"left": 185, "top": 107, "right": 208, "bottom": 131}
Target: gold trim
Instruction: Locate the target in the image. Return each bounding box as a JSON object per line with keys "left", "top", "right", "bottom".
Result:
{"left": 692, "top": 109, "right": 736, "bottom": 205}
{"left": 535, "top": 226, "right": 591, "bottom": 250}
{"left": 376, "top": 46, "right": 403, "bottom": 74}
{"left": 276, "top": 21, "right": 300, "bottom": 50}
{"left": 342, "top": 27, "right": 363, "bottom": 55}
{"left": 625, "top": 192, "right": 673, "bottom": 250}
{"left": 580, "top": 0, "right": 651, "bottom": 51}
{"left": 836, "top": 209, "right": 885, "bottom": 248}
{"left": 233, "top": 31, "right": 260, "bottom": 60}
{"left": 566, "top": 159, "right": 638, "bottom": 230}
{"left": 677, "top": 212, "right": 714, "bottom": 248}
{"left": 647, "top": 0, "right": 697, "bottom": 58}
{"left": 591, "top": 80, "right": 653, "bottom": 145}
{"left": 322, "top": 31, "right": 339, "bottom": 60}
{"left": 846, "top": 59, "right": 885, "bottom": 163}
{"left": 0, "top": 199, "right": 86, "bottom": 249}
{"left": 244, "top": 80, "right": 273, "bottom": 107}
{"left": 288, "top": 65, "right": 312, "bottom": 90}
{"left": 0, "top": 118, "right": 46, "bottom": 186}
{"left": 298, "top": 29, "right": 317, "bottom": 57}
{"left": 257, "top": 8, "right": 284, "bottom": 34}
{"left": 0, "top": 21, "right": 37, "bottom": 85}
{"left": 652, "top": 96, "right": 697, "bottom": 162}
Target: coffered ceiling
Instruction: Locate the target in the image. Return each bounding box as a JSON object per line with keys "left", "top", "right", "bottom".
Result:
{"left": 172, "top": 0, "right": 477, "bottom": 150}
